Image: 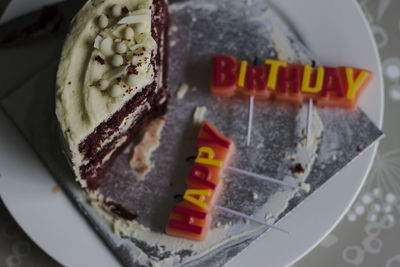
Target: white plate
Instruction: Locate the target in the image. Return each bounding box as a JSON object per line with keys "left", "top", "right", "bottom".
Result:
{"left": 0, "top": 0, "right": 383, "bottom": 266}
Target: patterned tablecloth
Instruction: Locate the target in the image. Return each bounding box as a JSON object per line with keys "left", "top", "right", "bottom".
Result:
{"left": 0, "top": 0, "right": 399, "bottom": 266}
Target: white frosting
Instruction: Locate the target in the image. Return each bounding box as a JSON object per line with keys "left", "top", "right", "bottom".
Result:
{"left": 85, "top": 105, "right": 324, "bottom": 266}
{"left": 56, "top": 0, "right": 157, "bottom": 171}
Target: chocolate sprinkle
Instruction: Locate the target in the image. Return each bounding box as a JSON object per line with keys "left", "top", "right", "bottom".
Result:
{"left": 127, "top": 64, "right": 139, "bottom": 75}
{"left": 105, "top": 201, "right": 138, "bottom": 221}
{"left": 290, "top": 163, "right": 305, "bottom": 174}
{"left": 95, "top": 55, "right": 105, "bottom": 65}
{"left": 122, "top": 6, "right": 129, "bottom": 14}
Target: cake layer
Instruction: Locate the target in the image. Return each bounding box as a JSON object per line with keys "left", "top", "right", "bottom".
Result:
{"left": 80, "top": 85, "right": 168, "bottom": 190}
{"left": 56, "top": 0, "right": 166, "bottom": 167}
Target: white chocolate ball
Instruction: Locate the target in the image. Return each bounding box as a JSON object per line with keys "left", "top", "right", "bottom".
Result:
{"left": 97, "top": 14, "right": 108, "bottom": 29}
{"left": 131, "top": 55, "right": 142, "bottom": 65}
{"left": 97, "top": 79, "right": 109, "bottom": 90}
{"left": 114, "top": 42, "right": 127, "bottom": 54}
{"left": 124, "top": 27, "right": 134, "bottom": 40}
{"left": 111, "top": 5, "right": 122, "bottom": 17}
{"left": 100, "top": 37, "right": 114, "bottom": 56}
{"left": 110, "top": 84, "right": 123, "bottom": 97}
{"left": 127, "top": 74, "right": 137, "bottom": 86}
{"left": 111, "top": 54, "right": 124, "bottom": 67}
{"left": 134, "top": 23, "right": 146, "bottom": 34}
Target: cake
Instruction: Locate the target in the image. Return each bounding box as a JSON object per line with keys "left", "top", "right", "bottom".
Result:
{"left": 55, "top": 0, "right": 169, "bottom": 190}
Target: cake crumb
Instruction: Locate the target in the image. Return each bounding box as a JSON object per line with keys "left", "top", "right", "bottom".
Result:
{"left": 52, "top": 185, "right": 61, "bottom": 194}
{"left": 332, "top": 154, "right": 337, "bottom": 161}
{"left": 170, "top": 25, "right": 178, "bottom": 33}
{"left": 256, "top": 143, "right": 264, "bottom": 149}
{"left": 299, "top": 182, "right": 311, "bottom": 193}
{"left": 357, "top": 145, "right": 364, "bottom": 152}
{"left": 176, "top": 83, "right": 189, "bottom": 99}
{"left": 264, "top": 212, "right": 271, "bottom": 222}
{"left": 193, "top": 106, "right": 207, "bottom": 126}
{"left": 243, "top": 218, "right": 250, "bottom": 224}
{"left": 130, "top": 117, "right": 165, "bottom": 180}
{"left": 284, "top": 153, "right": 297, "bottom": 161}
{"left": 252, "top": 192, "right": 258, "bottom": 200}
{"left": 301, "top": 128, "right": 307, "bottom": 137}
{"left": 300, "top": 137, "right": 306, "bottom": 147}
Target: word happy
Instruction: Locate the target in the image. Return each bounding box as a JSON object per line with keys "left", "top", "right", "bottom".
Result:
{"left": 166, "top": 121, "right": 234, "bottom": 241}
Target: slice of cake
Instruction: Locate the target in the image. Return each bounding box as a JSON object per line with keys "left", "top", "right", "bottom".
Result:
{"left": 55, "top": 0, "right": 169, "bottom": 190}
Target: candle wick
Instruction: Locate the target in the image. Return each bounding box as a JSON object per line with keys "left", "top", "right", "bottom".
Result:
{"left": 306, "top": 98, "right": 313, "bottom": 148}
{"left": 214, "top": 204, "right": 290, "bottom": 234}
{"left": 246, "top": 96, "right": 254, "bottom": 146}
{"left": 226, "top": 166, "right": 302, "bottom": 190}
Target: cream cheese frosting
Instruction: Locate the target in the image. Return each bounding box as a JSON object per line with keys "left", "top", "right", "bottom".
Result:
{"left": 56, "top": 0, "right": 158, "bottom": 168}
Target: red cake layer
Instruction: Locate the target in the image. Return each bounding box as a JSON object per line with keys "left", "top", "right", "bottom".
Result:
{"left": 78, "top": 0, "right": 169, "bottom": 190}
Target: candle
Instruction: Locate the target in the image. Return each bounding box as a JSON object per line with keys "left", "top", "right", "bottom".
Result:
{"left": 166, "top": 121, "right": 235, "bottom": 241}
{"left": 211, "top": 55, "right": 372, "bottom": 110}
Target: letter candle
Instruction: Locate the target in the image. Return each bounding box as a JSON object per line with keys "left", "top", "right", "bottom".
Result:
{"left": 211, "top": 55, "right": 372, "bottom": 151}
{"left": 211, "top": 55, "right": 373, "bottom": 110}
{"left": 166, "top": 121, "right": 290, "bottom": 241}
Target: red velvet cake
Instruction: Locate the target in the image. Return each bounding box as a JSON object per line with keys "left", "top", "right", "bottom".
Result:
{"left": 55, "top": 0, "right": 169, "bottom": 191}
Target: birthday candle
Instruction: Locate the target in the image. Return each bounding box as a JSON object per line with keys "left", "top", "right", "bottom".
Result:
{"left": 166, "top": 121, "right": 234, "bottom": 241}
{"left": 211, "top": 55, "right": 373, "bottom": 110}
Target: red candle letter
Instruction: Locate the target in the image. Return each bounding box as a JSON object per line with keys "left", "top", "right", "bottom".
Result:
{"left": 213, "top": 56, "right": 238, "bottom": 87}
{"left": 197, "top": 121, "right": 232, "bottom": 149}
{"left": 245, "top": 65, "right": 266, "bottom": 91}
{"left": 168, "top": 205, "right": 207, "bottom": 234}
{"left": 278, "top": 66, "right": 301, "bottom": 94}
{"left": 321, "top": 67, "right": 345, "bottom": 98}
{"left": 189, "top": 164, "right": 216, "bottom": 189}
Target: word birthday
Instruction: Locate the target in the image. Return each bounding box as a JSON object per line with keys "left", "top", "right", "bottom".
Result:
{"left": 211, "top": 55, "right": 373, "bottom": 109}
{"left": 166, "top": 121, "right": 234, "bottom": 241}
